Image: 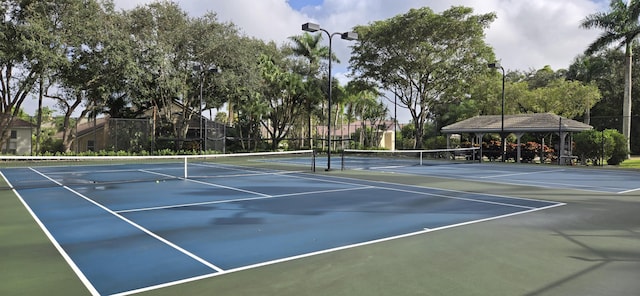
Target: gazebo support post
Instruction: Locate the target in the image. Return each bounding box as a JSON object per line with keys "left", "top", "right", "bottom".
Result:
{"left": 514, "top": 132, "right": 524, "bottom": 163}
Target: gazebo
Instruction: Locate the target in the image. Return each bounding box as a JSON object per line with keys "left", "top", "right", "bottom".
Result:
{"left": 440, "top": 113, "right": 593, "bottom": 164}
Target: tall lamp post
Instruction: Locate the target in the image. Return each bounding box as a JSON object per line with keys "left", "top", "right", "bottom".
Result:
{"left": 488, "top": 62, "right": 506, "bottom": 162}
{"left": 302, "top": 22, "right": 357, "bottom": 170}
{"left": 193, "top": 65, "right": 221, "bottom": 153}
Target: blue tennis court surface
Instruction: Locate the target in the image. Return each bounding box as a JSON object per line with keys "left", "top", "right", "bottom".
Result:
{"left": 357, "top": 162, "right": 640, "bottom": 194}
{"left": 2, "top": 162, "right": 562, "bottom": 295}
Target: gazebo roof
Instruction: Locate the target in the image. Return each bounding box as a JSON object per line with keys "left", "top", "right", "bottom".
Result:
{"left": 441, "top": 113, "right": 593, "bottom": 134}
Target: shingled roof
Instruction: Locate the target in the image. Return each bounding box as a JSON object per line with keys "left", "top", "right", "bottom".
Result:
{"left": 441, "top": 113, "right": 593, "bottom": 134}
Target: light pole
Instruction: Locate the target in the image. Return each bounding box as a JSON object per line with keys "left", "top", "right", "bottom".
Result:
{"left": 193, "top": 65, "right": 221, "bottom": 153}
{"left": 302, "top": 22, "right": 357, "bottom": 170}
{"left": 488, "top": 62, "right": 506, "bottom": 162}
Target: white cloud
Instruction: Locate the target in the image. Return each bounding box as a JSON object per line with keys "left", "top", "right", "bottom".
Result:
{"left": 24, "top": 0, "right": 610, "bottom": 118}
{"left": 111, "top": 0, "right": 605, "bottom": 71}
{"left": 484, "top": 0, "right": 604, "bottom": 71}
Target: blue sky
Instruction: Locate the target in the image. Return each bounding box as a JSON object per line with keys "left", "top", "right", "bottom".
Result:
{"left": 288, "top": 0, "right": 323, "bottom": 11}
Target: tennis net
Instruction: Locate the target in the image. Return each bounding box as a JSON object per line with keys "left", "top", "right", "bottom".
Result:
{"left": 341, "top": 147, "right": 480, "bottom": 170}
{"left": 0, "top": 150, "right": 316, "bottom": 190}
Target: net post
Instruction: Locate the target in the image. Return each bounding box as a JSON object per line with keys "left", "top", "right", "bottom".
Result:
{"left": 312, "top": 150, "right": 316, "bottom": 172}
{"left": 341, "top": 149, "right": 345, "bottom": 171}
{"left": 420, "top": 151, "right": 423, "bottom": 165}
{"left": 184, "top": 156, "right": 188, "bottom": 179}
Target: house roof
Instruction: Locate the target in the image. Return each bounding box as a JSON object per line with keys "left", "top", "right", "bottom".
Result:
{"left": 441, "top": 113, "right": 593, "bottom": 134}
{"left": 75, "top": 117, "right": 109, "bottom": 137}
{"left": 0, "top": 116, "right": 35, "bottom": 129}
{"left": 10, "top": 118, "right": 35, "bottom": 128}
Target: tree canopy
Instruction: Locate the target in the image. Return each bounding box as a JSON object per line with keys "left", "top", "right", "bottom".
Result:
{"left": 1, "top": 1, "right": 637, "bottom": 156}
{"left": 581, "top": 0, "right": 640, "bottom": 157}
{"left": 349, "top": 6, "right": 496, "bottom": 148}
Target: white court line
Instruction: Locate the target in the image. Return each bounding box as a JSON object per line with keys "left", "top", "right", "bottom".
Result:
{"left": 285, "top": 172, "right": 548, "bottom": 209}
{"left": 14, "top": 166, "right": 566, "bottom": 296}
{"left": 189, "top": 170, "right": 303, "bottom": 179}
{"left": 618, "top": 187, "right": 640, "bottom": 194}
{"left": 370, "top": 166, "right": 629, "bottom": 194}
{"left": 191, "top": 162, "right": 268, "bottom": 172}
{"left": 0, "top": 172, "right": 101, "bottom": 296}
{"left": 478, "top": 169, "right": 565, "bottom": 179}
{"left": 116, "top": 186, "right": 374, "bottom": 214}
{"left": 479, "top": 177, "right": 630, "bottom": 194}
{"left": 380, "top": 186, "right": 536, "bottom": 209}
{"left": 140, "top": 169, "right": 272, "bottom": 197}
{"left": 369, "top": 165, "right": 410, "bottom": 170}
{"left": 113, "top": 201, "right": 565, "bottom": 296}
{"left": 28, "top": 167, "right": 225, "bottom": 273}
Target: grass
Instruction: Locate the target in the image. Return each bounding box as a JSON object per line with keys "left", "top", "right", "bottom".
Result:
{"left": 619, "top": 156, "right": 640, "bottom": 168}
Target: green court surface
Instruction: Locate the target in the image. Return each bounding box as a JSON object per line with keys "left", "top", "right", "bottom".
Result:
{"left": 2, "top": 167, "right": 639, "bottom": 296}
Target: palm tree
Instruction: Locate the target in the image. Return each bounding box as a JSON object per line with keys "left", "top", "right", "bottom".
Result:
{"left": 288, "top": 33, "right": 332, "bottom": 148}
{"left": 581, "top": 0, "right": 640, "bottom": 156}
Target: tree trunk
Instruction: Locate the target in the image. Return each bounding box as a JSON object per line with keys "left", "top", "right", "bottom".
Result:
{"left": 623, "top": 44, "right": 632, "bottom": 157}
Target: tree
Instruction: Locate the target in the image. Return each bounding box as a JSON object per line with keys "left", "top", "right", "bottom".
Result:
{"left": 288, "top": 33, "right": 330, "bottom": 147}
{"left": 517, "top": 79, "right": 601, "bottom": 119}
{"left": 567, "top": 52, "right": 622, "bottom": 128}
{"left": 256, "top": 54, "right": 305, "bottom": 150}
{"left": 125, "top": 3, "right": 239, "bottom": 150}
{"left": 581, "top": 0, "right": 640, "bottom": 156}
{"left": 361, "top": 98, "right": 388, "bottom": 148}
{"left": 350, "top": 6, "right": 496, "bottom": 148}
{"left": 574, "top": 129, "right": 628, "bottom": 165}
{"left": 0, "top": 0, "right": 68, "bottom": 152}
{"left": 343, "top": 81, "right": 380, "bottom": 148}
{"left": 342, "top": 82, "right": 386, "bottom": 148}
{"left": 44, "top": 0, "right": 131, "bottom": 152}
{"left": 214, "top": 111, "right": 227, "bottom": 123}
{"left": 526, "top": 65, "right": 566, "bottom": 89}
{"left": 567, "top": 49, "right": 640, "bottom": 153}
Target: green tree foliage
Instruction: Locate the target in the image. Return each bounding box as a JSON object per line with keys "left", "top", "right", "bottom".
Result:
{"left": 581, "top": 0, "right": 640, "bottom": 156}
{"left": 574, "top": 129, "right": 628, "bottom": 165}
{"left": 567, "top": 49, "right": 640, "bottom": 153}
{"left": 568, "top": 52, "right": 623, "bottom": 127}
{"left": 454, "top": 66, "right": 601, "bottom": 128}
{"left": 517, "top": 79, "right": 601, "bottom": 119}
{"left": 353, "top": 93, "right": 388, "bottom": 148}
{"left": 287, "top": 32, "right": 330, "bottom": 147}
{"left": 42, "top": 0, "right": 131, "bottom": 152}
{"left": 257, "top": 53, "right": 305, "bottom": 150}
{"left": 288, "top": 32, "right": 330, "bottom": 77}
{"left": 0, "top": 0, "right": 69, "bottom": 150}
{"left": 350, "top": 6, "right": 496, "bottom": 148}
{"left": 343, "top": 81, "right": 383, "bottom": 148}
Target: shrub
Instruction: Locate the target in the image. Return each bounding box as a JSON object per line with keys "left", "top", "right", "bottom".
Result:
{"left": 574, "top": 129, "right": 628, "bottom": 165}
{"left": 607, "top": 130, "right": 629, "bottom": 165}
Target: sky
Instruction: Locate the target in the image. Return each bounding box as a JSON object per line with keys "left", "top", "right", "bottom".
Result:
{"left": 110, "top": 0, "right": 609, "bottom": 72}
{"left": 24, "top": 0, "right": 612, "bottom": 121}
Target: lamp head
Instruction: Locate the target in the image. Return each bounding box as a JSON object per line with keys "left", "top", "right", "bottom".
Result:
{"left": 302, "top": 22, "right": 320, "bottom": 32}
{"left": 341, "top": 31, "right": 358, "bottom": 41}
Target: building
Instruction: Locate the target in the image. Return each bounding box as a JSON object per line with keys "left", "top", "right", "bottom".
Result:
{"left": 2, "top": 118, "right": 33, "bottom": 155}
{"left": 74, "top": 117, "right": 109, "bottom": 152}
{"left": 316, "top": 120, "right": 398, "bottom": 150}
{"left": 441, "top": 113, "right": 593, "bottom": 164}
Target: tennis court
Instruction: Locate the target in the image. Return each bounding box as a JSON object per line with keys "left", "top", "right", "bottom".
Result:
{"left": 339, "top": 149, "right": 640, "bottom": 194}
{"left": 2, "top": 150, "right": 639, "bottom": 296}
